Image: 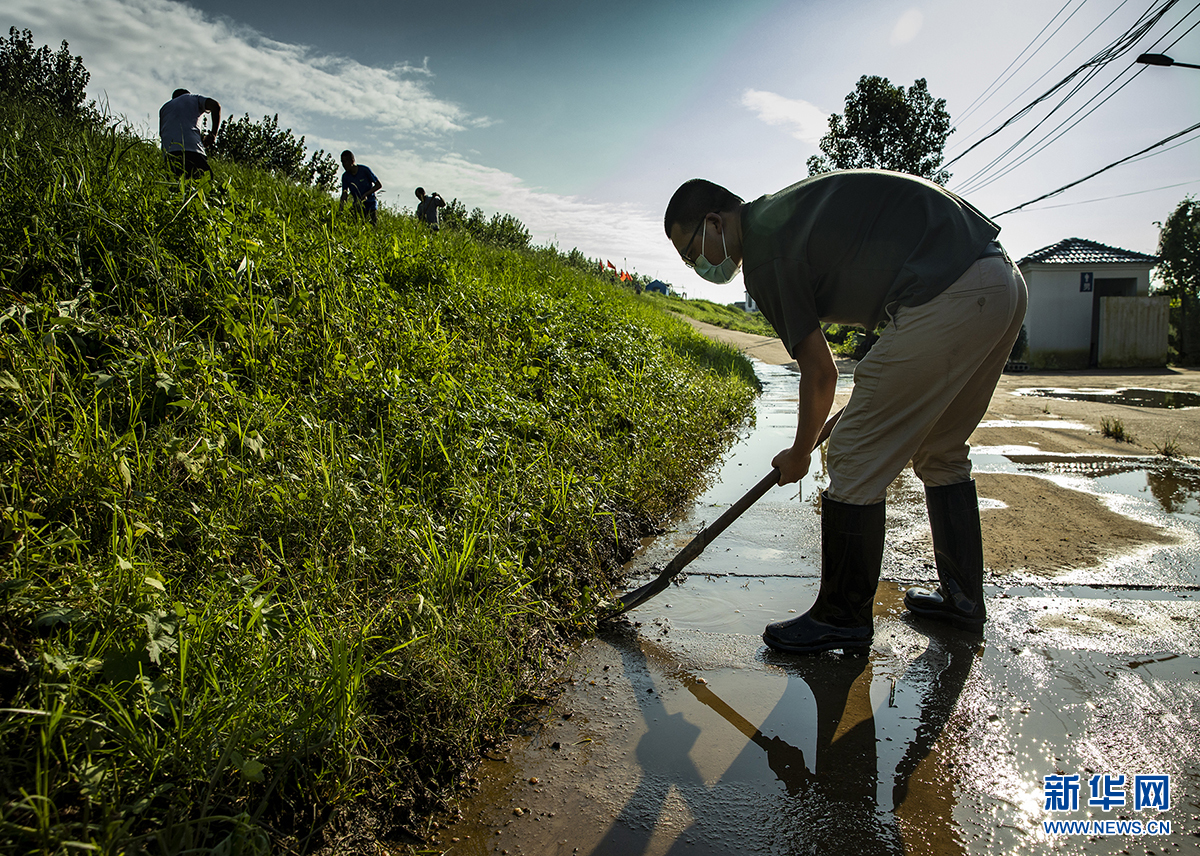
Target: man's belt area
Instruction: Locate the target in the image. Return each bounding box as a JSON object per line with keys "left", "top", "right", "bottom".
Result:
{"left": 978, "top": 240, "right": 1006, "bottom": 259}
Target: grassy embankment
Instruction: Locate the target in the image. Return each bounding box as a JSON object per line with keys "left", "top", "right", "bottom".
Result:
{"left": 0, "top": 104, "right": 758, "bottom": 853}
{"left": 641, "top": 291, "right": 777, "bottom": 338}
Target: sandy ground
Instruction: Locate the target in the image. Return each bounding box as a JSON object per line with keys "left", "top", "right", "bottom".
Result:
{"left": 684, "top": 317, "right": 1200, "bottom": 575}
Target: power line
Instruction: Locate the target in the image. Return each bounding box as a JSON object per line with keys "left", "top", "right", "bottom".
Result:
{"left": 944, "top": 0, "right": 1181, "bottom": 171}
{"left": 953, "top": 2, "right": 1200, "bottom": 195}
{"left": 989, "top": 7, "right": 1200, "bottom": 187}
{"left": 955, "top": 64, "right": 1145, "bottom": 195}
{"left": 993, "top": 120, "right": 1200, "bottom": 216}
{"left": 954, "top": 0, "right": 1081, "bottom": 129}
{"left": 954, "top": 60, "right": 1133, "bottom": 194}
{"left": 952, "top": 0, "right": 1160, "bottom": 191}
{"left": 1000, "top": 177, "right": 1200, "bottom": 211}
{"left": 954, "top": 0, "right": 1130, "bottom": 145}
{"left": 1125, "top": 130, "right": 1200, "bottom": 163}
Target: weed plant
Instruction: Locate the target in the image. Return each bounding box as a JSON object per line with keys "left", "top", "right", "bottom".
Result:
{"left": 1156, "top": 435, "right": 1182, "bottom": 457}
{"left": 0, "top": 102, "right": 757, "bottom": 853}
{"left": 1100, "top": 416, "right": 1134, "bottom": 444}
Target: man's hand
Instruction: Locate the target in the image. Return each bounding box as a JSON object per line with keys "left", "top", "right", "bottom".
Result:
{"left": 772, "top": 446, "right": 812, "bottom": 486}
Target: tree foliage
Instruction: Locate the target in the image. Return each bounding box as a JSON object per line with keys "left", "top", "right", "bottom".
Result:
{"left": 1156, "top": 196, "right": 1200, "bottom": 363}
{"left": 807, "top": 76, "right": 953, "bottom": 185}
{"left": 440, "top": 197, "right": 533, "bottom": 250}
{"left": 211, "top": 113, "right": 338, "bottom": 191}
{"left": 0, "top": 27, "right": 93, "bottom": 121}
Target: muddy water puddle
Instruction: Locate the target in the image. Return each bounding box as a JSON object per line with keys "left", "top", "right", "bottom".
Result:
{"left": 1014, "top": 387, "right": 1200, "bottom": 409}
{"left": 437, "top": 363, "right": 1200, "bottom": 856}
{"left": 962, "top": 447, "right": 1200, "bottom": 590}
{"left": 970, "top": 448, "right": 1200, "bottom": 517}
{"left": 439, "top": 618, "right": 1200, "bottom": 856}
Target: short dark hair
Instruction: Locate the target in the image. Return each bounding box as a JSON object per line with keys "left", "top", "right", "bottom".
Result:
{"left": 172, "top": 88, "right": 189, "bottom": 99}
{"left": 414, "top": 187, "right": 425, "bottom": 197}
{"left": 664, "top": 179, "right": 743, "bottom": 238}
{"left": 341, "top": 150, "right": 353, "bottom": 160}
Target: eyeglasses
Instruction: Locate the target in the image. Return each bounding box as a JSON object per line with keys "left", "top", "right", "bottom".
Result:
{"left": 679, "top": 216, "right": 708, "bottom": 268}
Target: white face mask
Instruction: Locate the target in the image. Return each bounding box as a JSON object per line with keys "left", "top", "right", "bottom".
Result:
{"left": 694, "top": 226, "right": 741, "bottom": 284}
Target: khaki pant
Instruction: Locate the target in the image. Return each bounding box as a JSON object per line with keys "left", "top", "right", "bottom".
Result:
{"left": 827, "top": 254, "right": 1028, "bottom": 505}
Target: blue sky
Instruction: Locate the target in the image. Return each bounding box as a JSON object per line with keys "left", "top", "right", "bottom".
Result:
{"left": 8, "top": 0, "right": 1200, "bottom": 302}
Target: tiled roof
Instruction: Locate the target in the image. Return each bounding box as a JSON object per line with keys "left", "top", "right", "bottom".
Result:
{"left": 1016, "top": 237, "right": 1158, "bottom": 266}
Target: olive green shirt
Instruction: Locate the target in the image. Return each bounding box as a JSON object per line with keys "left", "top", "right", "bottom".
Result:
{"left": 740, "top": 169, "right": 1000, "bottom": 357}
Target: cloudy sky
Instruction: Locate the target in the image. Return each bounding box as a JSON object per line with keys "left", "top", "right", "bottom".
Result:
{"left": 8, "top": 0, "right": 1200, "bottom": 301}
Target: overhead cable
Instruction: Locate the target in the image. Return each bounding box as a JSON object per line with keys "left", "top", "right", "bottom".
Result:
{"left": 954, "top": 61, "right": 1134, "bottom": 193}
{"left": 993, "top": 120, "right": 1200, "bottom": 216}
{"left": 955, "top": 0, "right": 1126, "bottom": 142}
{"left": 955, "top": 64, "right": 1145, "bottom": 194}
{"left": 944, "top": 0, "right": 1180, "bottom": 171}
{"left": 954, "top": 2, "right": 1200, "bottom": 194}
{"left": 1011, "top": 176, "right": 1200, "bottom": 210}
{"left": 954, "top": 0, "right": 1082, "bottom": 129}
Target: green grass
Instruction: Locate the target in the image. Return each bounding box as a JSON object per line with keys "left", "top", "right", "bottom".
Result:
{"left": 0, "top": 104, "right": 758, "bottom": 853}
{"left": 640, "top": 292, "right": 778, "bottom": 338}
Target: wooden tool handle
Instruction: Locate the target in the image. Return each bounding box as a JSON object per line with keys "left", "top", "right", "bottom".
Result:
{"left": 657, "top": 404, "right": 843, "bottom": 578}
{"left": 659, "top": 467, "right": 780, "bottom": 576}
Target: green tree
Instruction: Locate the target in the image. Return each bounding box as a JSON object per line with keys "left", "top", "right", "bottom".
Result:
{"left": 1156, "top": 197, "right": 1200, "bottom": 364}
{"left": 440, "top": 198, "right": 532, "bottom": 250}
{"left": 211, "top": 113, "right": 338, "bottom": 190}
{"left": 0, "top": 27, "right": 93, "bottom": 121}
{"left": 807, "top": 76, "right": 952, "bottom": 185}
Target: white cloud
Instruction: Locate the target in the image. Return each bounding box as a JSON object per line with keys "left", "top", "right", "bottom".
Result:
{"left": 5, "top": 0, "right": 483, "bottom": 137}
{"left": 890, "top": 8, "right": 924, "bottom": 45}
{"left": 740, "top": 89, "right": 828, "bottom": 145}
{"left": 354, "top": 150, "right": 678, "bottom": 280}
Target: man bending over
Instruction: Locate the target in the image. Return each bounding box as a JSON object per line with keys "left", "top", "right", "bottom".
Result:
{"left": 665, "top": 170, "right": 1026, "bottom": 654}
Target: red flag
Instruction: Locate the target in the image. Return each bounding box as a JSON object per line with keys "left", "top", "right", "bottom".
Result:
{"left": 606, "top": 260, "right": 616, "bottom": 269}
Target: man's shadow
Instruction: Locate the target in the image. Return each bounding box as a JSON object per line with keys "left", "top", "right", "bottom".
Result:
{"left": 588, "top": 624, "right": 708, "bottom": 856}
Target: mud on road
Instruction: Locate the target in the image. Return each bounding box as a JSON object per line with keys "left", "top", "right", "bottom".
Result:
{"left": 432, "top": 324, "right": 1200, "bottom": 856}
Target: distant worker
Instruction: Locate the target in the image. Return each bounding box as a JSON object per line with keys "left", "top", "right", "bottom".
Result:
{"left": 415, "top": 187, "right": 445, "bottom": 231}
{"left": 159, "top": 89, "right": 221, "bottom": 178}
{"left": 665, "top": 169, "right": 1027, "bottom": 655}
{"left": 339, "top": 150, "right": 383, "bottom": 225}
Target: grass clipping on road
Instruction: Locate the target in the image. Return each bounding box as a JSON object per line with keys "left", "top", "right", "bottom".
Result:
{"left": 0, "top": 105, "right": 757, "bottom": 853}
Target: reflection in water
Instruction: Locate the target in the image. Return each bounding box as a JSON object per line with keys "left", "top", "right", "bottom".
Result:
{"left": 1014, "top": 387, "right": 1200, "bottom": 409}
{"left": 974, "top": 452, "right": 1200, "bottom": 516}
{"left": 891, "top": 636, "right": 982, "bottom": 854}
{"left": 738, "top": 651, "right": 900, "bottom": 854}
{"left": 1135, "top": 466, "right": 1200, "bottom": 515}
{"left": 593, "top": 629, "right": 981, "bottom": 855}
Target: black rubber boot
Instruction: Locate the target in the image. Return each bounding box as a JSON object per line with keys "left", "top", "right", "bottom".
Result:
{"left": 904, "top": 479, "right": 987, "bottom": 629}
{"left": 763, "top": 493, "right": 885, "bottom": 655}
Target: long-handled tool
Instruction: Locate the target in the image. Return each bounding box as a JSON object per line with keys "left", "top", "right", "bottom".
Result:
{"left": 604, "top": 406, "right": 844, "bottom": 620}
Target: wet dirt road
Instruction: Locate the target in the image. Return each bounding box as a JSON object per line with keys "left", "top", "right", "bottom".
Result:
{"left": 435, "top": 361, "right": 1200, "bottom": 856}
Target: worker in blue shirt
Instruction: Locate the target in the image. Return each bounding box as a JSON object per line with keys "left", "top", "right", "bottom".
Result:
{"left": 339, "top": 150, "right": 382, "bottom": 225}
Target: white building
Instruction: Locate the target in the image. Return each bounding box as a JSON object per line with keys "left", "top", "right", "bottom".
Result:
{"left": 1016, "top": 238, "right": 1165, "bottom": 369}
